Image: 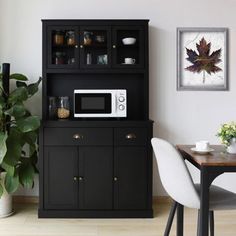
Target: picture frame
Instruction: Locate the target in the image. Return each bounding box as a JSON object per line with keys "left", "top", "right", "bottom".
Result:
{"left": 177, "top": 28, "right": 228, "bottom": 91}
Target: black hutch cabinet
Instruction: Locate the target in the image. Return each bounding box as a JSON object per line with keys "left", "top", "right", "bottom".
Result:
{"left": 39, "top": 20, "right": 153, "bottom": 218}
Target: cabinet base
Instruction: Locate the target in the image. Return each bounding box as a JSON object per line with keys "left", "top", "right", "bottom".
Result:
{"left": 38, "top": 209, "right": 153, "bottom": 218}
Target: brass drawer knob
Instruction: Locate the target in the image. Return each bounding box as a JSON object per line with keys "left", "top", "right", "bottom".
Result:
{"left": 79, "top": 176, "right": 83, "bottom": 181}
{"left": 80, "top": 45, "right": 84, "bottom": 48}
{"left": 73, "top": 176, "right": 78, "bottom": 181}
{"left": 125, "top": 133, "right": 136, "bottom": 140}
{"left": 75, "top": 45, "right": 78, "bottom": 48}
{"left": 73, "top": 134, "right": 83, "bottom": 139}
{"left": 114, "top": 177, "right": 118, "bottom": 181}
{"left": 112, "top": 45, "right": 116, "bottom": 49}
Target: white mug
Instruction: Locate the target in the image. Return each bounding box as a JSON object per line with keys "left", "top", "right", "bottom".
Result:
{"left": 124, "top": 58, "right": 136, "bottom": 64}
{"left": 195, "top": 141, "right": 210, "bottom": 151}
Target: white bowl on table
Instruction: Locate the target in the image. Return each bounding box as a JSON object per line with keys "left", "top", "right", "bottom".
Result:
{"left": 122, "top": 37, "right": 136, "bottom": 45}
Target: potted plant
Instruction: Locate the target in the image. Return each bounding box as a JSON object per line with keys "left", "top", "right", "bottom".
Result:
{"left": 0, "top": 65, "right": 41, "bottom": 217}
{"left": 217, "top": 122, "right": 236, "bottom": 154}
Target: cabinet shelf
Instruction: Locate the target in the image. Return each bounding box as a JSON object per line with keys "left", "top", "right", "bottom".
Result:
{"left": 52, "top": 44, "right": 76, "bottom": 48}
{"left": 117, "top": 44, "right": 139, "bottom": 48}
{"left": 119, "top": 63, "right": 137, "bottom": 66}
{"left": 83, "top": 44, "right": 107, "bottom": 48}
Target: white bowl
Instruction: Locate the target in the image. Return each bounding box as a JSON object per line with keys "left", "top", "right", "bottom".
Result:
{"left": 122, "top": 37, "right": 136, "bottom": 45}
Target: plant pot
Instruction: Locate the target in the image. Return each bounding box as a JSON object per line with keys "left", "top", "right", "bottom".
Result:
{"left": 0, "top": 173, "right": 13, "bottom": 218}
{"left": 227, "top": 138, "right": 236, "bottom": 154}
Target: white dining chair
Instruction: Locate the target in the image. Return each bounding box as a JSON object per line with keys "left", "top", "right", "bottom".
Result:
{"left": 151, "top": 138, "right": 236, "bottom": 236}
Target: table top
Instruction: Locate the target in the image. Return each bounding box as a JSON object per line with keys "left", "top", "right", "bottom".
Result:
{"left": 177, "top": 145, "right": 236, "bottom": 167}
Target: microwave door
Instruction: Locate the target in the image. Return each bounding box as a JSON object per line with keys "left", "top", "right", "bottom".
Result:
{"left": 74, "top": 93, "right": 112, "bottom": 117}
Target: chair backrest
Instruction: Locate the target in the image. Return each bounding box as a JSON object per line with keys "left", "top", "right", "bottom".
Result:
{"left": 151, "top": 138, "right": 200, "bottom": 209}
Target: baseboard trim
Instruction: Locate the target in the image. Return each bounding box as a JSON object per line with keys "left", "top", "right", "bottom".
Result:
{"left": 153, "top": 196, "right": 172, "bottom": 204}
{"left": 13, "top": 196, "right": 39, "bottom": 204}
{"left": 13, "top": 195, "right": 171, "bottom": 205}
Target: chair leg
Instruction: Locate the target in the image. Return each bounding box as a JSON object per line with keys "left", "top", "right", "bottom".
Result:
{"left": 209, "top": 211, "right": 214, "bottom": 236}
{"left": 197, "top": 210, "right": 200, "bottom": 236}
{"left": 164, "top": 201, "right": 178, "bottom": 236}
{"left": 176, "top": 203, "right": 184, "bottom": 236}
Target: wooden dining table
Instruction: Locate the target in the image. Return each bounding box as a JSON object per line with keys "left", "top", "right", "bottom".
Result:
{"left": 176, "top": 145, "right": 236, "bottom": 236}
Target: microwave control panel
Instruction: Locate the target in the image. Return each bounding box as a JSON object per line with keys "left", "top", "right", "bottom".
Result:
{"left": 116, "top": 90, "right": 127, "bottom": 117}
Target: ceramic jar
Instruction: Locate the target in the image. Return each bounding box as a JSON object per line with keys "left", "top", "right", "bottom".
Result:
{"left": 227, "top": 138, "right": 236, "bottom": 154}
{"left": 0, "top": 173, "right": 13, "bottom": 218}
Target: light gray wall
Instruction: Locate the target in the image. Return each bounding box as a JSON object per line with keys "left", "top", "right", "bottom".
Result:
{"left": 1, "top": 0, "right": 236, "bottom": 196}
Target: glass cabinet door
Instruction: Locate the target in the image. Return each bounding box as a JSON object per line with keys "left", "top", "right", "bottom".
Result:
{"left": 112, "top": 26, "right": 144, "bottom": 68}
{"left": 79, "top": 26, "right": 111, "bottom": 68}
{"left": 47, "top": 26, "right": 79, "bottom": 69}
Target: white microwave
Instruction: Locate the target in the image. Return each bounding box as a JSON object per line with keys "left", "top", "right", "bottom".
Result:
{"left": 74, "top": 89, "right": 127, "bottom": 118}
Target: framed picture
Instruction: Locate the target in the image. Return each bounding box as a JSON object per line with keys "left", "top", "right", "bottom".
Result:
{"left": 177, "top": 28, "right": 228, "bottom": 91}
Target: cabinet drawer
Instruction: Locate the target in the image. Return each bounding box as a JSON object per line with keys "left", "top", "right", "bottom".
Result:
{"left": 114, "top": 128, "right": 147, "bottom": 146}
{"left": 44, "top": 128, "right": 113, "bottom": 146}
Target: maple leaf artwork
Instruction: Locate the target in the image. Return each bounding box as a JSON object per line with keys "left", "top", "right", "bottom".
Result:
{"left": 185, "top": 37, "right": 222, "bottom": 83}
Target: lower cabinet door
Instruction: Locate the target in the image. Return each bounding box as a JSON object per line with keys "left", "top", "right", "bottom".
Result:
{"left": 78, "top": 147, "right": 113, "bottom": 210}
{"left": 114, "top": 147, "right": 147, "bottom": 209}
{"left": 44, "top": 147, "right": 78, "bottom": 209}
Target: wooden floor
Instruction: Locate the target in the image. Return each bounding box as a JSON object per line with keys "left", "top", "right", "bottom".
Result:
{"left": 0, "top": 201, "right": 236, "bottom": 236}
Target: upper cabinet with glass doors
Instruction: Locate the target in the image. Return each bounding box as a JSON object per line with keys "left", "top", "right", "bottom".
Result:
{"left": 112, "top": 26, "right": 144, "bottom": 68}
{"left": 46, "top": 24, "right": 145, "bottom": 70}
{"left": 48, "top": 26, "right": 79, "bottom": 69}
{"left": 80, "top": 26, "right": 111, "bottom": 68}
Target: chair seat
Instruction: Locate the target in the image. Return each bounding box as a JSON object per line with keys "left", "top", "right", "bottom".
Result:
{"left": 195, "top": 184, "right": 236, "bottom": 210}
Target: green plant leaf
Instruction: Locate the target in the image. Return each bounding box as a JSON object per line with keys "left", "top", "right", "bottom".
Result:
{"left": 30, "top": 150, "right": 38, "bottom": 165}
{"left": 11, "top": 127, "right": 25, "bottom": 146}
{"left": 27, "top": 77, "right": 42, "bottom": 97}
{"left": 8, "top": 87, "right": 28, "bottom": 104}
{"left": 27, "top": 85, "right": 38, "bottom": 97}
{"left": 10, "top": 73, "right": 28, "bottom": 81}
{"left": 0, "top": 96, "right": 5, "bottom": 106}
{"left": 4, "top": 104, "right": 26, "bottom": 119}
{"left": 16, "top": 116, "right": 40, "bottom": 133}
{"left": 3, "top": 129, "right": 22, "bottom": 166}
{"left": 19, "top": 162, "right": 34, "bottom": 188}
{"left": 1, "top": 161, "right": 15, "bottom": 176}
{"left": 5, "top": 172, "right": 19, "bottom": 194}
{"left": 16, "top": 81, "right": 27, "bottom": 88}
{"left": 0, "top": 97, "right": 5, "bottom": 117}
{"left": 29, "top": 144, "right": 36, "bottom": 156}
{"left": 23, "top": 131, "right": 37, "bottom": 145}
{"left": 23, "top": 109, "right": 32, "bottom": 117}
{"left": 0, "top": 132, "right": 8, "bottom": 164}
{"left": 0, "top": 183, "right": 3, "bottom": 198}
{"left": 3, "top": 144, "right": 21, "bottom": 166}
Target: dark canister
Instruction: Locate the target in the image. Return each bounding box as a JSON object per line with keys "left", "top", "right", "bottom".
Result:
{"left": 53, "top": 31, "right": 64, "bottom": 45}
{"left": 48, "top": 96, "right": 57, "bottom": 119}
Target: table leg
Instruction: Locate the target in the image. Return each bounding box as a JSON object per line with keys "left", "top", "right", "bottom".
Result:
{"left": 177, "top": 203, "right": 184, "bottom": 236}
{"left": 199, "top": 167, "right": 210, "bottom": 236}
